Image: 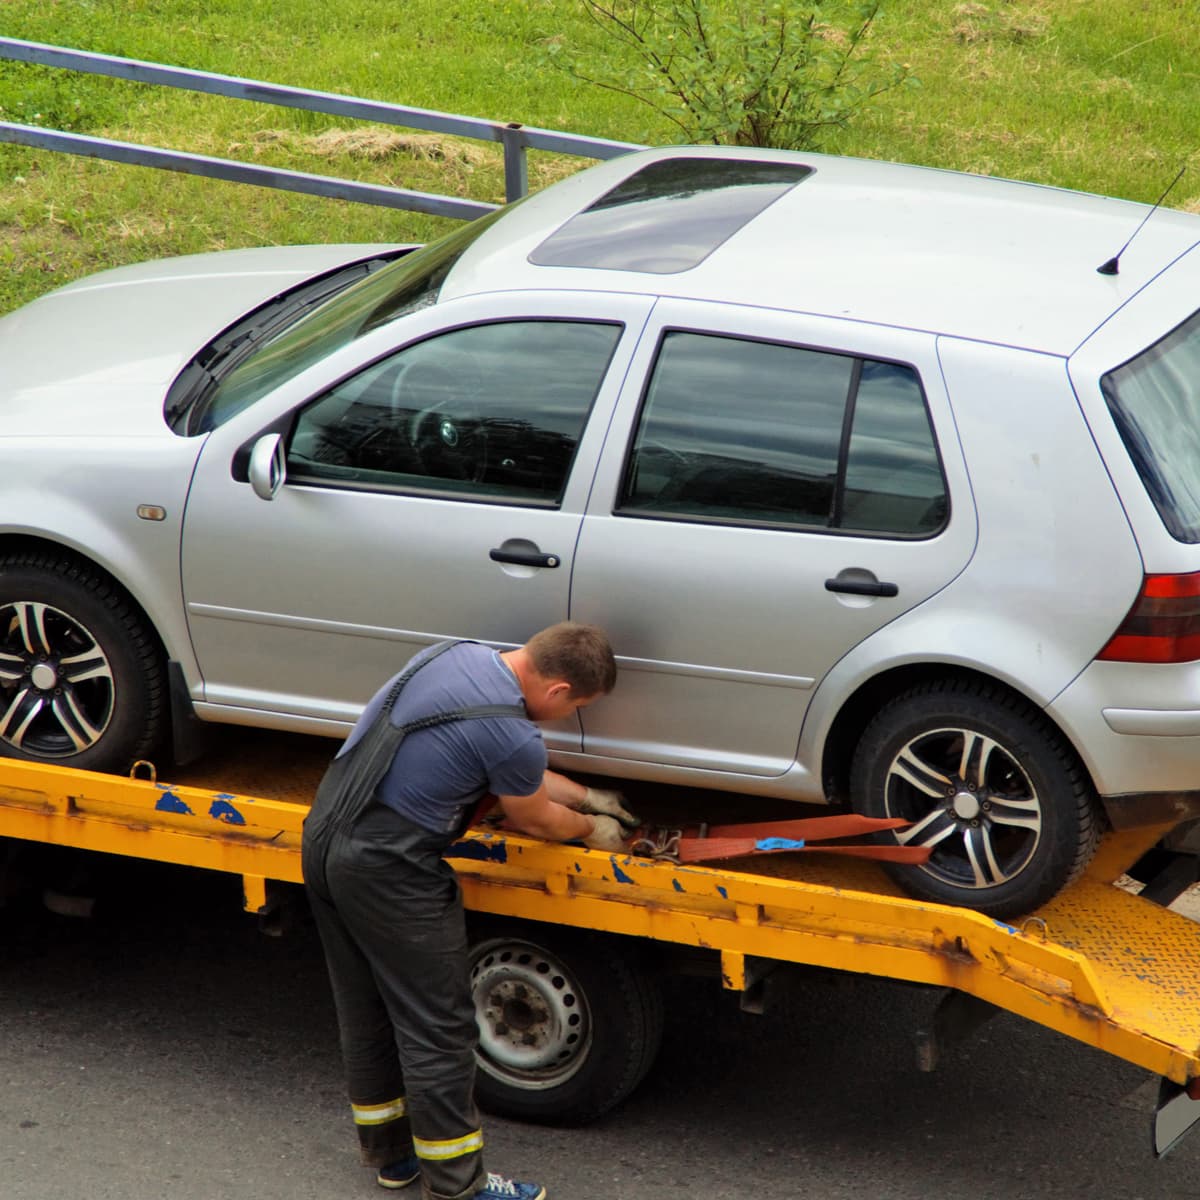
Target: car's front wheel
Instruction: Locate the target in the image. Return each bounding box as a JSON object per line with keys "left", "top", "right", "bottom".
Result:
{"left": 851, "top": 680, "right": 1100, "bottom": 917}
{"left": 0, "top": 552, "right": 167, "bottom": 773}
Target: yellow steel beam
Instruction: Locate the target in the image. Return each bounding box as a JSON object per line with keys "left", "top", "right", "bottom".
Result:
{"left": 2, "top": 757, "right": 1199, "bottom": 1087}
{"left": 0, "top": 756, "right": 304, "bottom": 882}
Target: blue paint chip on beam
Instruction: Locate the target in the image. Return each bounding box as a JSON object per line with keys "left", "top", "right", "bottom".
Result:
{"left": 672, "top": 879, "right": 685, "bottom": 893}
{"left": 446, "top": 840, "right": 509, "bottom": 864}
{"left": 716, "top": 885, "right": 729, "bottom": 899}
{"left": 209, "top": 799, "right": 246, "bottom": 826}
{"left": 154, "top": 791, "right": 193, "bottom": 816}
{"left": 612, "top": 860, "right": 634, "bottom": 885}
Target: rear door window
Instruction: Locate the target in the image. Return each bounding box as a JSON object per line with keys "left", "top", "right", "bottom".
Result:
{"left": 618, "top": 330, "right": 946, "bottom": 536}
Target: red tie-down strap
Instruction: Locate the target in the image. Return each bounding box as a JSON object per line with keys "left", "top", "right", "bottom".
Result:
{"left": 636, "top": 813, "right": 933, "bottom": 866}
{"left": 470, "top": 799, "right": 931, "bottom": 865}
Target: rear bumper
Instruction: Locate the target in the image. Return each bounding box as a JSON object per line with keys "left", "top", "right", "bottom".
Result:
{"left": 1050, "top": 660, "right": 1200, "bottom": 829}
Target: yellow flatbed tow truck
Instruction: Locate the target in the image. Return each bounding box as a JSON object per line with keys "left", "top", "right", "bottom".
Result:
{"left": 2, "top": 734, "right": 1200, "bottom": 1155}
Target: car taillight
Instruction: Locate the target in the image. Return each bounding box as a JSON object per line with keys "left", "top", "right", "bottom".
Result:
{"left": 1097, "top": 572, "right": 1200, "bottom": 664}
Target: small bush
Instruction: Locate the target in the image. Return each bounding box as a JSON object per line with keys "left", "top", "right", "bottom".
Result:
{"left": 549, "top": 0, "right": 915, "bottom": 150}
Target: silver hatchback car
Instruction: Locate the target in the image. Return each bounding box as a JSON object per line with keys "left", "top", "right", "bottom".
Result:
{"left": 2, "top": 146, "right": 1199, "bottom": 918}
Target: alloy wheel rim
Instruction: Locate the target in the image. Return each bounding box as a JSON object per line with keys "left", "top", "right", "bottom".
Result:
{"left": 0, "top": 600, "right": 115, "bottom": 757}
{"left": 883, "top": 725, "right": 1043, "bottom": 889}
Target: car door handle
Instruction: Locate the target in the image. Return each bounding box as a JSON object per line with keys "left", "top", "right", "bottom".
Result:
{"left": 824, "top": 576, "right": 899, "bottom": 598}
{"left": 489, "top": 547, "right": 562, "bottom": 569}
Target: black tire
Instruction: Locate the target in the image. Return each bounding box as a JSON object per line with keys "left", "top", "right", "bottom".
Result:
{"left": 850, "top": 679, "right": 1100, "bottom": 918}
{"left": 0, "top": 552, "right": 167, "bottom": 773}
{"left": 468, "top": 920, "right": 663, "bottom": 1125}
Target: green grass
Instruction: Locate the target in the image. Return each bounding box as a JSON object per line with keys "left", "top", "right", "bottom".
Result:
{"left": 1, "top": 0, "right": 1198, "bottom": 314}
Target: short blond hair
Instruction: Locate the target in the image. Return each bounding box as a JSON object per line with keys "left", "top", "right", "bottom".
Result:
{"left": 526, "top": 622, "right": 617, "bottom": 697}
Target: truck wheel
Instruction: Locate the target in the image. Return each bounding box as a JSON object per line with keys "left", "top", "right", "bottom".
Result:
{"left": 468, "top": 921, "right": 663, "bottom": 1125}
{"left": 851, "top": 679, "right": 1100, "bottom": 918}
{"left": 0, "top": 553, "right": 167, "bottom": 773}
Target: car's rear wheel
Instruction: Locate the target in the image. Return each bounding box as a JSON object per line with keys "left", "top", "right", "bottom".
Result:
{"left": 851, "top": 680, "right": 1100, "bottom": 917}
{"left": 0, "top": 553, "right": 167, "bottom": 773}
{"left": 468, "top": 921, "right": 663, "bottom": 1125}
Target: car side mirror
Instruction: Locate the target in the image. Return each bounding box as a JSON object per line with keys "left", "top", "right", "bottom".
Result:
{"left": 248, "top": 433, "right": 286, "bottom": 500}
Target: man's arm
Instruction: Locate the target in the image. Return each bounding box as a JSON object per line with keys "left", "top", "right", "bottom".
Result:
{"left": 541, "top": 769, "right": 588, "bottom": 810}
{"left": 498, "top": 780, "right": 595, "bottom": 842}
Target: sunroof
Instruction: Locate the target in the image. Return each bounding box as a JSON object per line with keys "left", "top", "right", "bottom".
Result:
{"left": 529, "top": 157, "right": 813, "bottom": 274}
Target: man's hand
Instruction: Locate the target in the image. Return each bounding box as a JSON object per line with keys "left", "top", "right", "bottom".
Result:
{"left": 580, "top": 787, "right": 640, "bottom": 832}
{"left": 583, "top": 814, "right": 629, "bottom": 852}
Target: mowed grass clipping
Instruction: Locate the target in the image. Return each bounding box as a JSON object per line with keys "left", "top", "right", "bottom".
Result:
{"left": 1, "top": 0, "right": 1198, "bottom": 315}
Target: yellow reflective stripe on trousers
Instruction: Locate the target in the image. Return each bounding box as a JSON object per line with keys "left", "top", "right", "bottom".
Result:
{"left": 351, "top": 1098, "right": 407, "bottom": 1126}
{"left": 413, "top": 1129, "right": 484, "bottom": 1160}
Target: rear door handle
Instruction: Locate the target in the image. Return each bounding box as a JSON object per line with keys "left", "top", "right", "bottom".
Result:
{"left": 824, "top": 576, "right": 898, "bottom": 598}
{"left": 489, "top": 547, "right": 561, "bottom": 569}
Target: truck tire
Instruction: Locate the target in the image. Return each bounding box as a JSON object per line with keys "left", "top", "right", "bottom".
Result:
{"left": 0, "top": 552, "right": 167, "bottom": 773}
{"left": 851, "top": 679, "right": 1100, "bottom": 918}
{"left": 468, "top": 920, "right": 663, "bottom": 1125}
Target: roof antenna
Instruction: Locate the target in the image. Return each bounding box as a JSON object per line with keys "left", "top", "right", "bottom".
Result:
{"left": 1097, "top": 164, "right": 1187, "bottom": 275}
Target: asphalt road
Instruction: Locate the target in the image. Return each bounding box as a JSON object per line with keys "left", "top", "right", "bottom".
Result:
{"left": 1, "top": 857, "right": 1197, "bottom": 1200}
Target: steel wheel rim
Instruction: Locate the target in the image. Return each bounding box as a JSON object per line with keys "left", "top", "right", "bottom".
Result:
{"left": 0, "top": 600, "right": 115, "bottom": 757}
{"left": 470, "top": 939, "right": 592, "bottom": 1091}
{"left": 883, "top": 725, "right": 1043, "bottom": 889}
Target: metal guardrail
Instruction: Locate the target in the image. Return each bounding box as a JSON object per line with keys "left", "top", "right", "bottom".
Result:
{"left": 0, "top": 37, "right": 644, "bottom": 220}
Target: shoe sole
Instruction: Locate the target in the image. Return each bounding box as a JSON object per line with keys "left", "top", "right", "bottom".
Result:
{"left": 376, "top": 1170, "right": 420, "bottom": 1190}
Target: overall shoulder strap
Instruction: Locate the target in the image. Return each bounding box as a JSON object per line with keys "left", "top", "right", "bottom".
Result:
{"left": 395, "top": 703, "right": 527, "bottom": 735}
{"left": 381, "top": 639, "right": 474, "bottom": 714}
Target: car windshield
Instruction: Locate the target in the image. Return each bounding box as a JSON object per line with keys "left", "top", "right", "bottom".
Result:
{"left": 1102, "top": 308, "right": 1200, "bottom": 543}
{"left": 192, "top": 207, "right": 508, "bottom": 434}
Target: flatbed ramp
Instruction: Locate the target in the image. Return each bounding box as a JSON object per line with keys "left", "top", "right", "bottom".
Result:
{"left": 2, "top": 743, "right": 1199, "bottom": 1147}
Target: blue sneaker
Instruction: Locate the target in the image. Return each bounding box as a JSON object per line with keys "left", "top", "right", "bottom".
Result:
{"left": 477, "top": 1172, "right": 547, "bottom": 1200}
{"left": 376, "top": 1155, "right": 420, "bottom": 1189}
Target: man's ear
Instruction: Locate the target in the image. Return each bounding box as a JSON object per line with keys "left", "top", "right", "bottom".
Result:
{"left": 544, "top": 679, "right": 573, "bottom": 702}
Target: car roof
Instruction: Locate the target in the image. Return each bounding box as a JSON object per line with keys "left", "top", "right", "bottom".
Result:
{"left": 442, "top": 145, "right": 1200, "bottom": 357}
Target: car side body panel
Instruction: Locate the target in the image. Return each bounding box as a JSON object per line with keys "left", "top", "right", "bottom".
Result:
{"left": 179, "top": 291, "right": 656, "bottom": 756}
{"left": 572, "top": 301, "right": 977, "bottom": 779}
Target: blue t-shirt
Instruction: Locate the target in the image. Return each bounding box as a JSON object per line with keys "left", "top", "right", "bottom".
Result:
{"left": 342, "top": 642, "right": 547, "bottom": 835}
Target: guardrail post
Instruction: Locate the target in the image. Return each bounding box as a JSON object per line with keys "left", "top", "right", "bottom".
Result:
{"left": 501, "top": 122, "right": 529, "bottom": 202}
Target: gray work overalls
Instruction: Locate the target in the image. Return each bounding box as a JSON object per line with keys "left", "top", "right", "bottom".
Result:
{"left": 302, "top": 642, "right": 525, "bottom": 1200}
